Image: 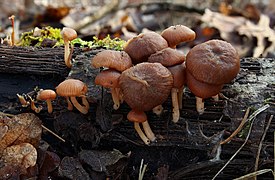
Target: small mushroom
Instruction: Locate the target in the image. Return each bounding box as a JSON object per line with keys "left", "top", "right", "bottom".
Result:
{"left": 124, "top": 32, "right": 168, "bottom": 64}
{"left": 91, "top": 50, "right": 132, "bottom": 109}
{"left": 94, "top": 69, "right": 121, "bottom": 110}
{"left": 148, "top": 47, "right": 186, "bottom": 123}
{"left": 119, "top": 62, "right": 173, "bottom": 144}
{"left": 36, "top": 89, "right": 57, "bottom": 113}
{"left": 186, "top": 39, "right": 240, "bottom": 114}
{"left": 56, "top": 79, "right": 89, "bottom": 114}
{"left": 61, "top": 27, "right": 77, "bottom": 68}
{"left": 161, "top": 25, "right": 196, "bottom": 48}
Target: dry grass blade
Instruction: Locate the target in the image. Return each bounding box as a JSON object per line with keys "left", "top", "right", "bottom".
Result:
{"left": 220, "top": 107, "right": 250, "bottom": 145}
{"left": 233, "top": 169, "right": 274, "bottom": 180}
{"left": 212, "top": 104, "right": 270, "bottom": 180}
{"left": 254, "top": 115, "right": 273, "bottom": 172}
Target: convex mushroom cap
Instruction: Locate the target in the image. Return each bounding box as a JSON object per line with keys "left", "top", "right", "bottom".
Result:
{"left": 161, "top": 25, "right": 196, "bottom": 48}
{"left": 36, "top": 89, "right": 57, "bottom": 113}
{"left": 56, "top": 79, "right": 89, "bottom": 114}
{"left": 186, "top": 39, "right": 240, "bottom": 86}
{"left": 124, "top": 32, "right": 168, "bottom": 64}
{"left": 91, "top": 50, "right": 132, "bottom": 72}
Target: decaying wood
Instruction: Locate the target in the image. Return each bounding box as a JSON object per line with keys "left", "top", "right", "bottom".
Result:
{"left": 0, "top": 46, "right": 274, "bottom": 179}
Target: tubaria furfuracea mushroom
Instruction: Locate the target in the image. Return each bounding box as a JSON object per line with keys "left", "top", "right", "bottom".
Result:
{"left": 148, "top": 47, "right": 186, "bottom": 123}
{"left": 36, "top": 89, "right": 57, "bottom": 113}
{"left": 91, "top": 49, "right": 132, "bottom": 110}
{"left": 56, "top": 78, "right": 89, "bottom": 114}
{"left": 119, "top": 62, "right": 173, "bottom": 145}
{"left": 185, "top": 39, "right": 240, "bottom": 114}
{"left": 61, "top": 27, "right": 77, "bottom": 68}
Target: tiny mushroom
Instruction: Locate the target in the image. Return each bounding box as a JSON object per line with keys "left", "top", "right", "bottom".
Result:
{"left": 124, "top": 32, "right": 168, "bottom": 64}
{"left": 119, "top": 62, "right": 173, "bottom": 144}
{"left": 186, "top": 39, "right": 240, "bottom": 114}
{"left": 61, "top": 27, "right": 77, "bottom": 68}
{"left": 56, "top": 79, "right": 89, "bottom": 114}
{"left": 148, "top": 47, "right": 186, "bottom": 123}
{"left": 161, "top": 25, "right": 196, "bottom": 48}
{"left": 36, "top": 89, "right": 57, "bottom": 113}
{"left": 91, "top": 50, "right": 132, "bottom": 110}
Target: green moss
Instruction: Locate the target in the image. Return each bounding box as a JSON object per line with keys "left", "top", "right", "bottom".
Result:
{"left": 19, "top": 27, "right": 126, "bottom": 50}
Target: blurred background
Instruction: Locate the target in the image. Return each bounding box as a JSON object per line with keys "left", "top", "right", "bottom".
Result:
{"left": 0, "top": 0, "right": 274, "bottom": 57}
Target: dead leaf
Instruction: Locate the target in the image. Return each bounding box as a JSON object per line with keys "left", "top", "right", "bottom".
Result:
{"left": 0, "top": 113, "right": 42, "bottom": 152}
{"left": 0, "top": 143, "right": 37, "bottom": 174}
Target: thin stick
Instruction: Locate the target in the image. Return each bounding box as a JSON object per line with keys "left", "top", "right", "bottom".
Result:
{"left": 254, "top": 115, "right": 273, "bottom": 173}
{"left": 220, "top": 108, "right": 250, "bottom": 145}
{"left": 212, "top": 104, "right": 270, "bottom": 180}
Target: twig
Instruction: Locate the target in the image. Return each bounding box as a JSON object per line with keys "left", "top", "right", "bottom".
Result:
{"left": 0, "top": 111, "right": 65, "bottom": 142}
{"left": 212, "top": 104, "right": 270, "bottom": 180}
{"left": 254, "top": 115, "right": 273, "bottom": 173}
{"left": 220, "top": 107, "right": 250, "bottom": 145}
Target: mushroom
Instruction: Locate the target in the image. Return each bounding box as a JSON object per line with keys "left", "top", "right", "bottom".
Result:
{"left": 119, "top": 62, "right": 173, "bottom": 144}
{"left": 124, "top": 32, "right": 168, "bottom": 64}
{"left": 185, "top": 39, "right": 240, "bottom": 114}
{"left": 36, "top": 89, "right": 57, "bottom": 113}
{"left": 56, "top": 79, "right": 89, "bottom": 114}
{"left": 148, "top": 47, "right": 186, "bottom": 123}
{"left": 61, "top": 27, "right": 77, "bottom": 68}
{"left": 94, "top": 69, "right": 121, "bottom": 110}
{"left": 161, "top": 25, "right": 196, "bottom": 48}
{"left": 91, "top": 50, "right": 132, "bottom": 109}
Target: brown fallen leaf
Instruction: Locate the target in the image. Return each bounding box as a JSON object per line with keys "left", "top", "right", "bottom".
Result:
{"left": 0, "top": 143, "right": 37, "bottom": 175}
{"left": 0, "top": 113, "right": 42, "bottom": 153}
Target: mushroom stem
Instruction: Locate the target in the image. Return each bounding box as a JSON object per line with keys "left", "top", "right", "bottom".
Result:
{"left": 81, "top": 96, "right": 90, "bottom": 111}
{"left": 110, "top": 88, "right": 120, "bottom": 110}
{"left": 66, "top": 97, "right": 73, "bottom": 110}
{"left": 17, "top": 94, "right": 29, "bottom": 107}
{"left": 196, "top": 97, "right": 204, "bottom": 114}
{"left": 142, "top": 120, "right": 156, "bottom": 142}
{"left": 70, "top": 96, "right": 88, "bottom": 114}
{"left": 134, "top": 122, "right": 150, "bottom": 145}
{"left": 64, "top": 40, "right": 72, "bottom": 68}
{"left": 9, "top": 15, "right": 15, "bottom": 46}
{"left": 171, "top": 88, "right": 180, "bottom": 123}
{"left": 152, "top": 105, "right": 163, "bottom": 116}
{"left": 178, "top": 85, "right": 184, "bottom": 109}
{"left": 46, "top": 99, "right": 53, "bottom": 113}
{"left": 212, "top": 94, "right": 219, "bottom": 101}
{"left": 29, "top": 95, "right": 42, "bottom": 113}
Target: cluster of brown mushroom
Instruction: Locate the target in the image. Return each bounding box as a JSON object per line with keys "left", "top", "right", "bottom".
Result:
{"left": 17, "top": 78, "right": 90, "bottom": 115}
{"left": 91, "top": 24, "right": 240, "bottom": 145}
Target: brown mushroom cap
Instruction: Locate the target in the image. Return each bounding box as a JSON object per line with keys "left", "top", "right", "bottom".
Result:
{"left": 186, "top": 71, "right": 223, "bottom": 98}
{"left": 161, "top": 25, "right": 196, "bottom": 48}
{"left": 37, "top": 89, "right": 56, "bottom": 101}
{"left": 56, "top": 79, "right": 87, "bottom": 97}
{"left": 91, "top": 50, "right": 132, "bottom": 72}
{"left": 167, "top": 62, "right": 186, "bottom": 88}
{"left": 148, "top": 47, "right": 185, "bottom": 66}
{"left": 186, "top": 39, "right": 240, "bottom": 85}
{"left": 119, "top": 62, "right": 173, "bottom": 111}
{"left": 124, "top": 32, "right": 168, "bottom": 64}
{"left": 127, "top": 110, "right": 147, "bottom": 123}
{"left": 61, "top": 27, "right": 77, "bottom": 41}
{"left": 94, "top": 69, "right": 120, "bottom": 88}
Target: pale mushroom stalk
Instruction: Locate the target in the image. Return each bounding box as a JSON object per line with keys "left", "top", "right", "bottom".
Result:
{"left": 17, "top": 94, "right": 29, "bottom": 107}
{"left": 70, "top": 96, "right": 88, "bottom": 114}
{"left": 196, "top": 97, "right": 204, "bottom": 114}
{"left": 171, "top": 88, "right": 180, "bottom": 123}
{"left": 142, "top": 120, "right": 156, "bottom": 142}
{"left": 178, "top": 85, "right": 184, "bottom": 109}
{"left": 64, "top": 40, "right": 71, "bottom": 68}
{"left": 28, "top": 95, "right": 42, "bottom": 113}
{"left": 66, "top": 97, "right": 73, "bottom": 110}
{"left": 46, "top": 99, "right": 53, "bottom": 113}
{"left": 110, "top": 88, "right": 120, "bottom": 110}
{"left": 212, "top": 94, "right": 219, "bottom": 101}
{"left": 152, "top": 105, "right": 163, "bottom": 116}
{"left": 134, "top": 122, "right": 150, "bottom": 145}
{"left": 81, "top": 96, "right": 90, "bottom": 110}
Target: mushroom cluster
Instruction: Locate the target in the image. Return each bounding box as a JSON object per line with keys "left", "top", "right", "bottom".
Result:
{"left": 185, "top": 39, "right": 240, "bottom": 114}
